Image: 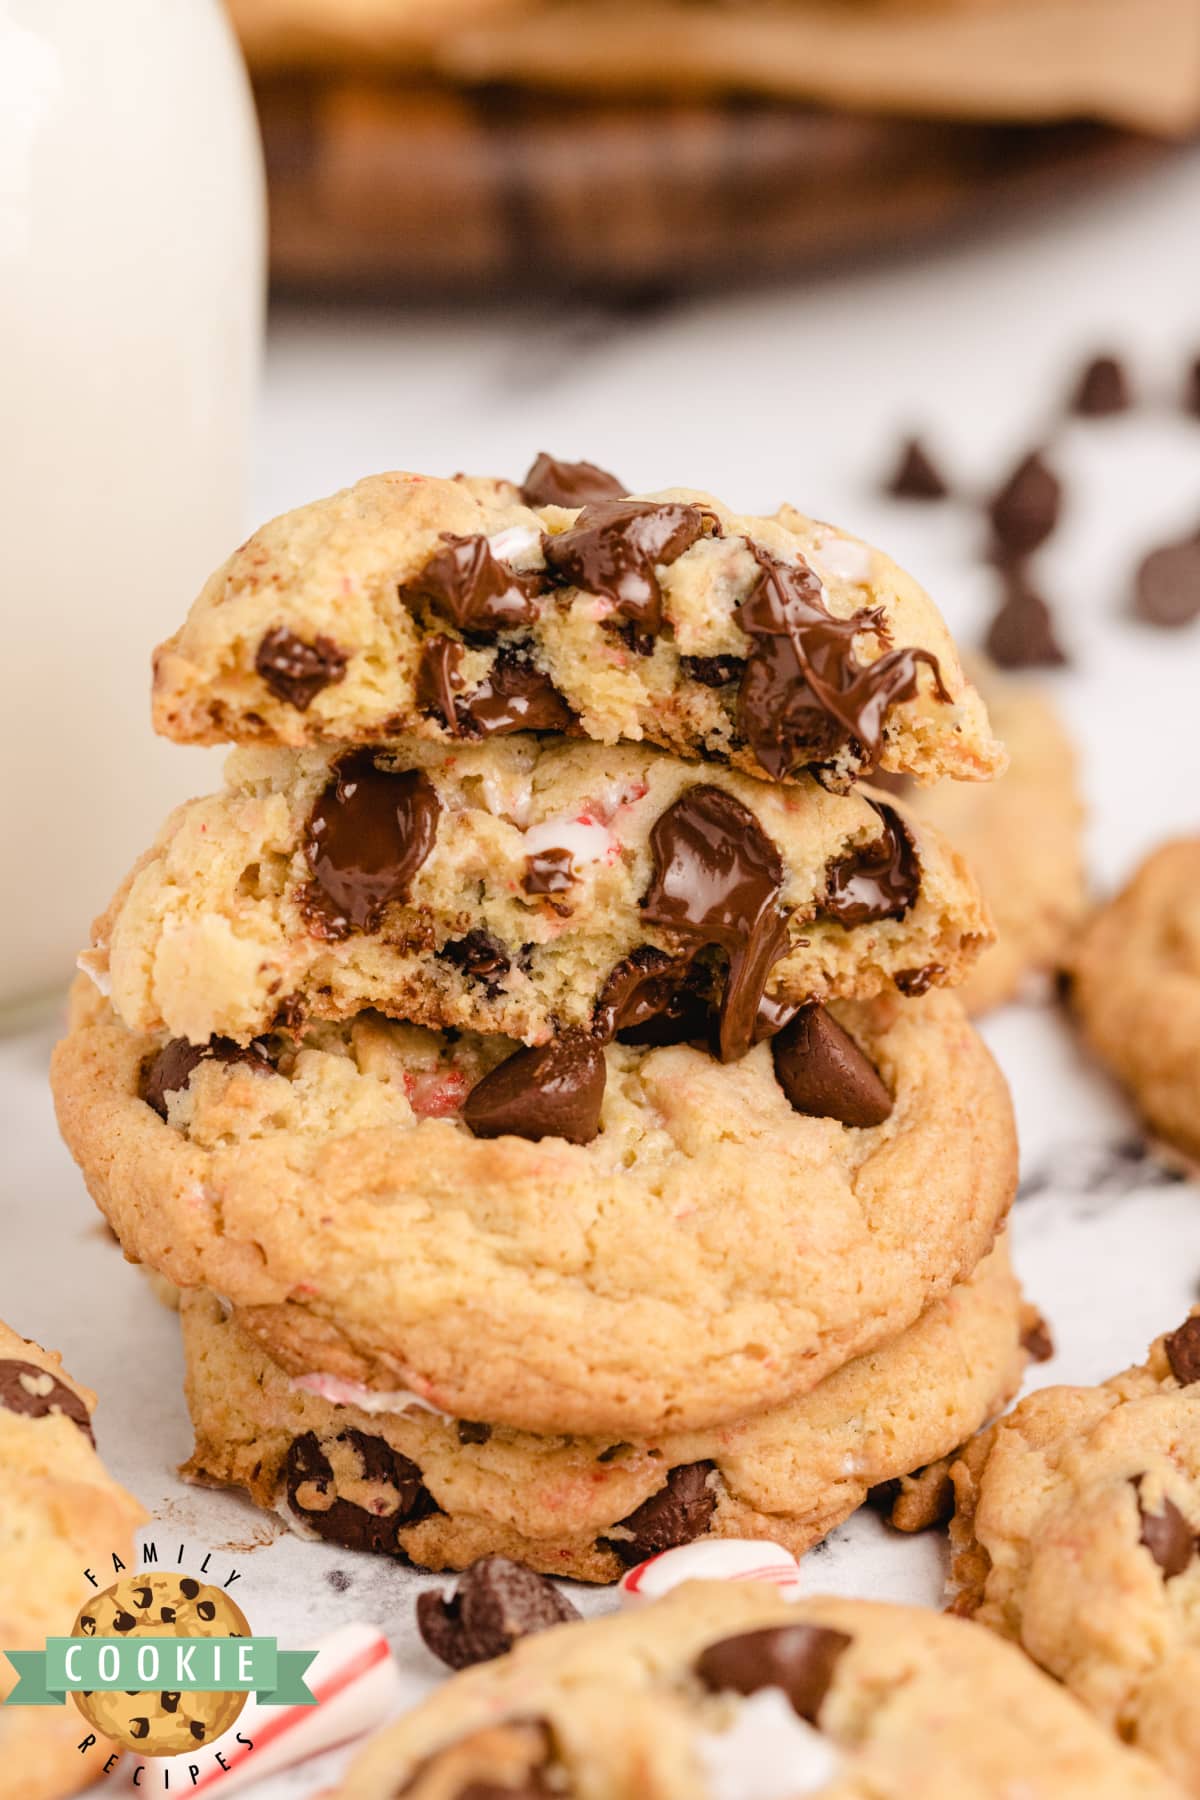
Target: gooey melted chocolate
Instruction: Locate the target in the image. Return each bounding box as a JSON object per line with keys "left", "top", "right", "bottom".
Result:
{"left": 541, "top": 500, "right": 713, "bottom": 639}
{"left": 416, "top": 638, "right": 574, "bottom": 738}
{"left": 303, "top": 750, "right": 440, "bottom": 936}
{"left": 821, "top": 801, "right": 920, "bottom": 927}
{"left": 398, "top": 534, "right": 546, "bottom": 634}
{"left": 519, "top": 452, "right": 626, "bottom": 509}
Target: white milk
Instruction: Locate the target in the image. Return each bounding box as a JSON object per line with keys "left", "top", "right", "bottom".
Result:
{"left": 0, "top": 0, "right": 265, "bottom": 1013}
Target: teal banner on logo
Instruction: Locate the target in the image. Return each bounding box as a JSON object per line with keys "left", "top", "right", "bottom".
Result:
{"left": 3, "top": 1640, "right": 316, "bottom": 1707}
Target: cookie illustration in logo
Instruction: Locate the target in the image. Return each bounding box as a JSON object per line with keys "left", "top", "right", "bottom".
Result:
{"left": 70, "top": 1574, "right": 250, "bottom": 1756}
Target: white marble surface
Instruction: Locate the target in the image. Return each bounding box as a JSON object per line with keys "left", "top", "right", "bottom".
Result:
{"left": 5, "top": 141, "right": 1200, "bottom": 1796}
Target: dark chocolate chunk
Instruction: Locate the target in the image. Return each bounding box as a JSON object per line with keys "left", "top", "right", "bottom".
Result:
{"left": 285, "top": 1430, "right": 436, "bottom": 1554}
{"left": 304, "top": 750, "right": 440, "bottom": 935}
{"left": 461, "top": 650, "right": 575, "bottom": 737}
{"left": 602, "top": 1461, "right": 717, "bottom": 1566}
{"left": 985, "top": 570, "right": 1068, "bottom": 668}
{"left": 255, "top": 627, "right": 348, "bottom": 711}
{"left": 139, "top": 1036, "right": 273, "bottom": 1121}
{"left": 1133, "top": 539, "right": 1200, "bottom": 629}
{"left": 821, "top": 801, "right": 920, "bottom": 927}
{"left": 885, "top": 436, "right": 949, "bottom": 501}
{"left": 894, "top": 964, "right": 944, "bottom": 996}
{"left": 416, "top": 1556, "right": 581, "bottom": 1670}
{"left": 771, "top": 1003, "right": 893, "bottom": 1128}
{"left": 592, "top": 945, "right": 697, "bottom": 1043}
{"left": 1069, "top": 354, "right": 1132, "bottom": 417}
{"left": 542, "top": 499, "right": 711, "bottom": 640}
{"left": 399, "top": 535, "right": 546, "bottom": 635}
{"left": 680, "top": 654, "right": 745, "bottom": 688}
{"left": 519, "top": 452, "right": 626, "bottom": 509}
{"left": 415, "top": 634, "right": 465, "bottom": 726}
{"left": 736, "top": 544, "right": 947, "bottom": 785}
{"left": 695, "top": 1623, "right": 851, "bottom": 1724}
{"left": 1164, "top": 1314, "right": 1200, "bottom": 1386}
{"left": 0, "top": 1359, "right": 95, "bottom": 1445}
{"left": 1134, "top": 1477, "right": 1197, "bottom": 1579}
{"left": 988, "top": 451, "right": 1062, "bottom": 556}
{"left": 642, "top": 785, "right": 792, "bottom": 1063}
{"left": 463, "top": 1032, "right": 606, "bottom": 1146}
{"left": 438, "top": 930, "right": 512, "bottom": 997}
{"left": 456, "top": 1420, "right": 492, "bottom": 1446}
{"left": 523, "top": 847, "right": 576, "bottom": 897}
{"left": 1020, "top": 1311, "right": 1055, "bottom": 1363}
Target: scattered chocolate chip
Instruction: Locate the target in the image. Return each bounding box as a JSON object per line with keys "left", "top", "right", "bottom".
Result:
{"left": 416, "top": 1557, "right": 581, "bottom": 1670}
{"left": 680, "top": 653, "right": 745, "bottom": 688}
{"left": 1133, "top": 538, "right": 1200, "bottom": 629}
{"left": 438, "top": 931, "right": 512, "bottom": 997}
{"left": 0, "top": 1359, "right": 95, "bottom": 1444}
{"left": 285, "top": 1429, "right": 437, "bottom": 1554}
{"left": 984, "top": 569, "right": 1068, "bottom": 668}
{"left": 139, "top": 1037, "right": 273, "bottom": 1121}
{"left": 695, "top": 1623, "right": 851, "bottom": 1724}
{"left": 463, "top": 1032, "right": 606, "bottom": 1146}
{"left": 885, "top": 436, "right": 949, "bottom": 501}
{"left": 542, "top": 499, "right": 711, "bottom": 640}
{"left": 1020, "top": 1310, "right": 1055, "bottom": 1363}
{"left": 1134, "top": 1477, "right": 1197, "bottom": 1579}
{"left": 601, "top": 1461, "right": 717, "bottom": 1565}
{"left": 400, "top": 535, "right": 547, "bottom": 635}
{"left": 771, "top": 1003, "right": 893, "bottom": 1127}
{"left": 822, "top": 801, "right": 920, "bottom": 927}
{"left": 592, "top": 945, "right": 696, "bottom": 1043}
{"left": 1164, "top": 1314, "right": 1200, "bottom": 1385}
{"left": 524, "top": 847, "right": 576, "bottom": 897}
{"left": 736, "top": 544, "right": 947, "bottom": 786}
{"left": 254, "top": 627, "right": 348, "bottom": 711}
{"left": 894, "top": 964, "right": 944, "bottom": 997}
{"left": 988, "top": 451, "right": 1062, "bottom": 556}
{"left": 1069, "top": 354, "right": 1132, "bottom": 417}
{"left": 456, "top": 1420, "right": 492, "bottom": 1446}
{"left": 642, "top": 785, "right": 792, "bottom": 1063}
{"left": 519, "top": 452, "right": 626, "bottom": 509}
{"left": 303, "top": 751, "right": 440, "bottom": 936}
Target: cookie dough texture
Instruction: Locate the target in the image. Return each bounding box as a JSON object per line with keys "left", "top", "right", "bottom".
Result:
{"left": 52, "top": 981, "right": 1016, "bottom": 1437}
{"left": 950, "top": 1315, "right": 1200, "bottom": 1791}
{"left": 86, "top": 736, "right": 992, "bottom": 1049}
{"left": 180, "top": 1236, "right": 1026, "bottom": 1580}
{"left": 331, "top": 1582, "right": 1179, "bottom": 1800}
{"left": 0, "top": 1322, "right": 147, "bottom": 1800}
{"left": 1067, "top": 838, "right": 1200, "bottom": 1157}
{"left": 151, "top": 472, "right": 1003, "bottom": 787}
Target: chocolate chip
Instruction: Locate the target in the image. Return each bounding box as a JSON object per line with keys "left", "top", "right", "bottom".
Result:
{"left": 1133, "top": 538, "right": 1200, "bottom": 628}
{"left": 189, "top": 1722, "right": 207, "bottom": 1742}
{"left": 984, "top": 570, "right": 1068, "bottom": 668}
{"left": 132, "top": 1587, "right": 153, "bottom": 1609}
{"left": 139, "top": 1036, "right": 274, "bottom": 1120}
{"left": 463, "top": 1032, "right": 606, "bottom": 1146}
{"left": 519, "top": 452, "right": 626, "bottom": 509}
{"left": 254, "top": 627, "right": 348, "bottom": 711}
{"left": 438, "top": 931, "right": 512, "bottom": 997}
{"left": 601, "top": 1461, "right": 717, "bottom": 1566}
{"left": 988, "top": 451, "right": 1062, "bottom": 556}
{"left": 196, "top": 1601, "right": 217, "bottom": 1622}
{"left": 1134, "top": 1476, "right": 1197, "bottom": 1579}
{"left": 1020, "top": 1311, "right": 1055, "bottom": 1363}
{"left": 460, "top": 649, "right": 575, "bottom": 737}
{"left": 179, "top": 1580, "right": 200, "bottom": 1600}
{"left": 416, "top": 1557, "right": 581, "bottom": 1670}
{"left": 821, "top": 801, "right": 920, "bottom": 927}
{"left": 129, "top": 1719, "right": 150, "bottom": 1741}
{"left": 1164, "top": 1314, "right": 1200, "bottom": 1385}
{"left": 161, "top": 1692, "right": 180, "bottom": 1712}
{"left": 736, "top": 544, "right": 947, "bottom": 785}
{"left": 456, "top": 1420, "right": 492, "bottom": 1446}
{"left": 1069, "top": 354, "right": 1132, "bottom": 417}
{"left": 592, "top": 945, "right": 696, "bottom": 1043}
{"left": 0, "top": 1358, "right": 95, "bottom": 1445}
{"left": 285, "top": 1429, "right": 437, "bottom": 1554}
{"left": 399, "top": 535, "right": 546, "bottom": 635}
{"left": 112, "top": 1611, "right": 136, "bottom": 1632}
{"left": 415, "top": 634, "right": 465, "bottom": 727}
{"left": 642, "top": 785, "right": 792, "bottom": 1063}
{"left": 894, "top": 964, "right": 944, "bottom": 996}
{"left": 771, "top": 1003, "right": 892, "bottom": 1127}
{"left": 885, "top": 436, "right": 949, "bottom": 500}
{"left": 542, "top": 499, "right": 711, "bottom": 640}
{"left": 303, "top": 751, "right": 440, "bottom": 936}
{"left": 695, "top": 1623, "right": 851, "bottom": 1724}
{"left": 680, "top": 654, "right": 745, "bottom": 688}
{"left": 523, "top": 847, "right": 576, "bottom": 896}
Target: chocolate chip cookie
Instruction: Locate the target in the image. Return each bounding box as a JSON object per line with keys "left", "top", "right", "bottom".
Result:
{"left": 151, "top": 469, "right": 1004, "bottom": 791}
{"left": 52, "top": 979, "right": 1016, "bottom": 1437}
{"left": 83, "top": 736, "right": 991, "bottom": 1054}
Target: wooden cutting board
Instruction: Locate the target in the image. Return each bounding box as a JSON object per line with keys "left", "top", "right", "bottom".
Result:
{"left": 256, "top": 76, "right": 1167, "bottom": 298}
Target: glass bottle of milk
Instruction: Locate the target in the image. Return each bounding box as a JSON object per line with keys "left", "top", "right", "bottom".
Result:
{"left": 0, "top": 0, "right": 265, "bottom": 1017}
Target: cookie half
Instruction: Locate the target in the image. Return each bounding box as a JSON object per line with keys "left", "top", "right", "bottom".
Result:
{"left": 83, "top": 735, "right": 991, "bottom": 1053}
{"left": 151, "top": 471, "right": 1004, "bottom": 790}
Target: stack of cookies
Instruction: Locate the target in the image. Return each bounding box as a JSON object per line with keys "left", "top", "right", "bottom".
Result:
{"left": 53, "top": 456, "right": 1029, "bottom": 1580}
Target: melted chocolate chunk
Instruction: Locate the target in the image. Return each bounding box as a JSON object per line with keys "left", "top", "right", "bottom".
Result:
{"left": 1164, "top": 1315, "right": 1200, "bottom": 1386}
{"left": 416, "top": 1557, "right": 581, "bottom": 1670}
{"left": 642, "top": 785, "right": 792, "bottom": 1063}
{"left": 523, "top": 847, "right": 576, "bottom": 896}
{"left": 415, "top": 634, "right": 465, "bottom": 726}
{"left": 736, "top": 545, "right": 947, "bottom": 784}
{"left": 285, "top": 1430, "right": 436, "bottom": 1554}
{"left": 985, "top": 571, "right": 1068, "bottom": 669}
{"left": 417, "top": 638, "right": 574, "bottom": 737}
{"left": 771, "top": 1004, "right": 893, "bottom": 1128}
{"left": 463, "top": 1033, "right": 606, "bottom": 1146}
{"left": 541, "top": 500, "right": 711, "bottom": 639}
{"left": 438, "top": 930, "right": 511, "bottom": 997}
{"left": 1133, "top": 539, "right": 1200, "bottom": 629}
{"left": 695, "top": 1623, "right": 851, "bottom": 1724}
{"left": 592, "top": 946, "right": 696, "bottom": 1043}
{"left": 602, "top": 1461, "right": 717, "bottom": 1566}
{"left": 399, "top": 535, "right": 546, "bottom": 635}
{"left": 519, "top": 452, "right": 626, "bottom": 509}
{"left": 988, "top": 451, "right": 1062, "bottom": 556}
{"left": 304, "top": 751, "right": 440, "bottom": 935}
{"left": 0, "top": 1359, "right": 94, "bottom": 1445}
{"left": 894, "top": 964, "right": 944, "bottom": 996}
{"left": 139, "top": 1037, "right": 273, "bottom": 1120}
{"left": 821, "top": 802, "right": 920, "bottom": 927}
{"left": 1134, "top": 1477, "right": 1197, "bottom": 1579}
{"left": 680, "top": 653, "right": 746, "bottom": 688}
{"left": 885, "top": 436, "right": 949, "bottom": 500}
{"left": 255, "top": 627, "right": 348, "bottom": 711}
{"left": 1070, "top": 354, "right": 1132, "bottom": 417}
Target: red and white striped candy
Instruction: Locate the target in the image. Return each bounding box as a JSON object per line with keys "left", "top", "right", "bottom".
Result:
{"left": 617, "top": 1538, "right": 802, "bottom": 1606}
